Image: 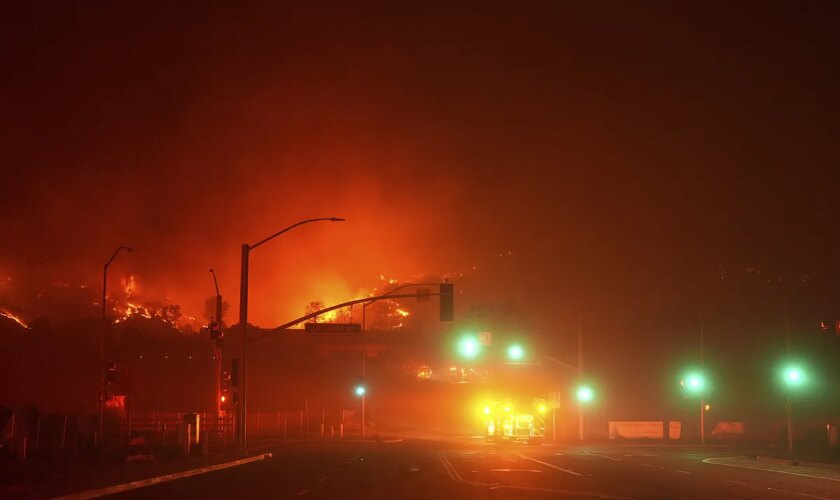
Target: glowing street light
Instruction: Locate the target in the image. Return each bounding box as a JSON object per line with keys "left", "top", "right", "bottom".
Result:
{"left": 355, "top": 384, "right": 367, "bottom": 436}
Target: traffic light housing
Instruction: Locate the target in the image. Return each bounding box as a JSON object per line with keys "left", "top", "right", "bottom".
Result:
{"left": 439, "top": 283, "right": 454, "bottom": 321}
{"left": 104, "top": 361, "right": 117, "bottom": 384}
{"left": 221, "top": 369, "right": 231, "bottom": 392}
{"left": 231, "top": 358, "right": 239, "bottom": 387}
{"left": 209, "top": 321, "right": 224, "bottom": 347}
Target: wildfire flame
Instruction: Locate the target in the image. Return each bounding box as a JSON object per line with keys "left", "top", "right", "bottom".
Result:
{"left": 111, "top": 275, "right": 198, "bottom": 332}
{"left": 122, "top": 275, "right": 137, "bottom": 296}
{"left": 0, "top": 309, "right": 29, "bottom": 329}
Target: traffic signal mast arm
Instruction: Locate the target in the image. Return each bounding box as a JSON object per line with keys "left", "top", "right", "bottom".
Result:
{"left": 264, "top": 284, "right": 453, "bottom": 336}
{"left": 543, "top": 354, "right": 581, "bottom": 373}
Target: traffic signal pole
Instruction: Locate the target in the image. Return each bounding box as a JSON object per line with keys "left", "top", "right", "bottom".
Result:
{"left": 210, "top": 269, "right": 223, "bottom": 419}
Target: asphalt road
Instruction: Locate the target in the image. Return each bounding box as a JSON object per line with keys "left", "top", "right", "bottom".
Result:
{"left": 113, "top": 439, "right": 840, "bottom": 500}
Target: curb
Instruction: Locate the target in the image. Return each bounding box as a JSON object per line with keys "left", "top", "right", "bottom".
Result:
{"left": 51, "top": 453, "right": 272, "bottom": 500}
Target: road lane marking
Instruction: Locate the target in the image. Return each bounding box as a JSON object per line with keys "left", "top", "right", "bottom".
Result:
{"left": 726, "top": 480, "right": 747, "bottom": 486}
{"left": 52, "top": 453, "right": 273, "bottom": 500}
{"left": 439, "top": 452, "right": 631, "bottom": 499}
{"left": 409, "top": 467, "right": 419, "bottom": 472}
{"left": 319, "top": 476, "right": 328, "bottom": 482}
{"left": 296, "top": 489, "right": 308, "bottom": 496}
{"left": 438, "top": 452, "right": 474, "bottom": 485}
{"left": 703, "top": 457, "right": 840, "bottom": 482}
{"left": 799, "top": 494, "right": 831, "bottom": 500}
{"left": 584, "top": 451, "right": 621, "bottom": 462}
{"left": 676, "top": 470, "right": 692, "bottom": 475}
{"left": 515, "top": 453, "right": 583, "bottom": 476}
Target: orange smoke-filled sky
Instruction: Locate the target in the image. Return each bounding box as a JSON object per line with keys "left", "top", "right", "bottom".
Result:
{"left": 2, "top": 2, "right": 839, "bottom": 337}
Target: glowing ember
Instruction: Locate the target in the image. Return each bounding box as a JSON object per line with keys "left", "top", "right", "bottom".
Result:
{"left": 0, "top": 309, "right": 29, "bottom": 329}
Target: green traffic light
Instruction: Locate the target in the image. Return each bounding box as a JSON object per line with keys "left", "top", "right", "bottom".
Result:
{"left": 576, "top": 385, "right": 594, "bottom": 403}
{"left": 783, "top": 365, "right": 805, "bottom": 388}
{"left": 507, "top": 344, "right": 525, "bottom": 361}
{"left": 457, "top": 335, "right": 481, "bottom": 359}
{"left": 682, "top": 372, "right": 706, "bottom": 394}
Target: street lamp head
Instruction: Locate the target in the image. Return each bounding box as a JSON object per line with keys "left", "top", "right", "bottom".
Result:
{"left": 330, "top": 217, "right": 346, "bottom": 222}
{"left": 124, "top": 246, "right": 133, "bottom": 252}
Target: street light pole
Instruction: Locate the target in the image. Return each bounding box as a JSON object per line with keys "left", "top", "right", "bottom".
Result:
{"left": 577, "top": 314, "right": 584, "bottom": 441}
{"left": 100, "top": 245, "right": 132, "bottom": 445}
{"left": 238, "top": 217, "right": 345, "bottom": 451}
{"left": 699, "top": 305, "right": 706, "bottom": 445}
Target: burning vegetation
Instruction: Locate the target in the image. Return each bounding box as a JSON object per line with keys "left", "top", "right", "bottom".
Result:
{"left": 111, "top": 275, "right": 198, "bottom": 332}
